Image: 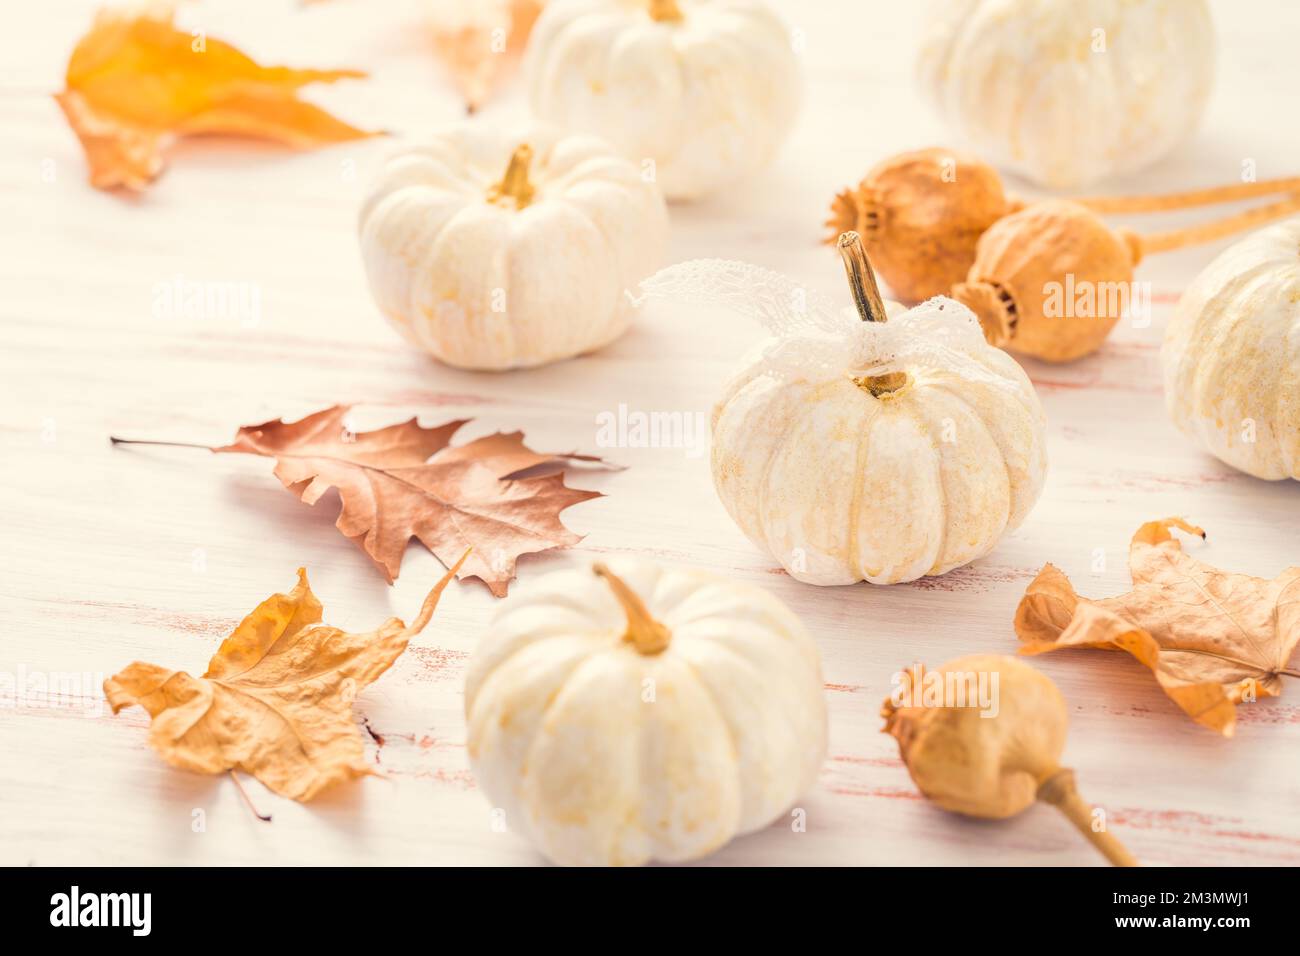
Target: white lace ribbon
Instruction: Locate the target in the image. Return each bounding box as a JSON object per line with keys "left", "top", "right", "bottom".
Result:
{"left": 632, "top": 258, "right": 982, "bottom": 383}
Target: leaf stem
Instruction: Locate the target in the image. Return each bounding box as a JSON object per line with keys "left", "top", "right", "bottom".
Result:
{"left": 229, "top": 770, "right": 272, "bottom": 822}
{"left": 402, "top": 549, "right": 471, "bottom": 637}
{"left": 109, "top": 436, "right": 209, "bottom": 450}
{"left": 1278, "top": 668, "right": 1300, "bottom": 680}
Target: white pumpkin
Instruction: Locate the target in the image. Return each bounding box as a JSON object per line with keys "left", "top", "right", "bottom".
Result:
{"left": 917, "top": 0, "right": 1216, "bottom": 189}
{"left": 524, "top": 0, "right": 801, "bottom": 201}
{"left": 465, "top": 558, "right": 827, "bottom": 866}
{"left": 1161, "top": 217, "right": 1300, "bottom": 480}
{"left": 639, "top": 233, "right": 1047, "bottom": 585}
{"left": 358, "top": 124, "right": 668, "bottom": 370}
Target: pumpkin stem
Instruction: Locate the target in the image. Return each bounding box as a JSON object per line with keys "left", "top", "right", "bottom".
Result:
{"left": 837, "top": 231, "right": 888, "bottom": 324}
{"left": 838, "top": 231, "right": 907, "bottom": 397}
{"left": 1036, "top": 768, "right": 1138, "bottom": 867}
{"left": 488, "top": 144, "right": 535, "bottom": 210}
{"left": 851, "top": 371, "right": 910, "bottom": 398}
{"left": 647, "top": 0, "right": 684, "bottom": 21}
{"left": 593, "top": 563, "right": 671, "bottom": 655}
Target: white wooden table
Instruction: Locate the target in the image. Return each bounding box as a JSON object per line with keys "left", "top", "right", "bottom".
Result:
{"left": 3, "top": 0, "right": 1298, "bottom": 866}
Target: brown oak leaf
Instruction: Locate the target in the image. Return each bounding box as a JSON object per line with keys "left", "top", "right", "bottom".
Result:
{"left": 105, "top": 556, "right": 464, "bottom": 801}
{"left": 1015, "top": 517, "right": 1300, "bottom": 736}
{"left": 57, "top": 7, "right": 376, "bottom": 191}
{"left": 213, "top": 405, "right": 609, "bottom": 596}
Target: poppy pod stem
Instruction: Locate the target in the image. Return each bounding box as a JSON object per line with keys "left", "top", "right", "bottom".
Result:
{"left": 1076, "top": 175, "right": 1300, "bottom": 213}
{"left": 1132, "top": 193, "right": 1300, "bottom": 256}
{"left": 1036, "top": 768, "right": 1137, "bottom": 867}
{"left": 594, "top": 564, "right": 671, "bottom": 655}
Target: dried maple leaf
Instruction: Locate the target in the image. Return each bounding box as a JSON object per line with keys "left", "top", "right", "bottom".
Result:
{"left": 1015, "top": 517, "right": 1300, "bottom": 736}
{"left": 105, "top": 556, "right": 464, "bottom": 801}
{"left": 56, "top": 7, "right": 376, "bottom": 191}
{"left": 207, "top": 405, "right": 607, "bottom": 596}
{"left": 428, "top": 0, "right": 544, "bottom": 113}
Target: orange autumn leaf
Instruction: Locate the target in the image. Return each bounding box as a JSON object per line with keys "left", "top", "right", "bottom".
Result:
{"left": 428, "top": 0, "right": 544, "bottom": 113}
{"left": 56, "top": 7, "right": 377, "bottom": 191}
{"left": 210, "top": 405, "right": 610, "bottom": 596}
{"left": 105, "top": 556, "right": 465, "bottom": 801}
{"left": 1015, "top": 517, "right": 1300, "bottom": 736}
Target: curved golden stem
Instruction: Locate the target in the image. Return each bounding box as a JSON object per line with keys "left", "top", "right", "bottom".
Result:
{"left": 594, "top": 563, "right": 671, "bottom": 655}
{"left": 837, "top": 231, "right": 888, "bottom": 324}
{"left": 487, "top": 144, "right": 535, "bottom": 209}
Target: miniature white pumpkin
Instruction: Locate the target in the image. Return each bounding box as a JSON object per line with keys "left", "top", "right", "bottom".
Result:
{"left": 917, "top": 0, "right": 1216, "bottom": 189}
{"left": 1161, "top": 217, "right": 1300, "bottom": 480}
{"left": 524, "top": 0, "right": 801, "bottom": 201}
{"left": 465, "top": 558, "right": 827, "bottom": 866}
{"left": 640, "top": 233, "right": 1047, "bottom": 585}
{"left": 358, "top": 124, "right": 668, "bottom": 370}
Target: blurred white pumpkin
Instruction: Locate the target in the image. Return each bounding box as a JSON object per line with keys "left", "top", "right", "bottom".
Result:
{"left": 642, "top": 233, "right": 1047, "bottom": 585}
{"left": 524, "top": 0, "right": 801, "bottom": 200}
{"left": 358, "top": 124, "right": 668, "bottom": 370}
{"left": 465, "top": 558, "right": 827, "bottom": 866}
{"left": 917, "top": 0, "right": 1216, "bottom": 189}
{"left": 1162, "top": 217, "right": 1300, "bottom": 480}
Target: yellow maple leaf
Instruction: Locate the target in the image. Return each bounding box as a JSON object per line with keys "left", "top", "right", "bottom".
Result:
{"left": 56, "top": 6, "right": 377, "bottom": 191}
{"left": 105, "top": 555, "right": 465, "bottom": 800}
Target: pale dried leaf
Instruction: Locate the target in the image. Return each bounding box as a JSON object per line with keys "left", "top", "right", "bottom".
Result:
{"left": 1015, "top": 517, "right": 1300, "bottom": 736}
{"left": 105, "top": 558, "right": 463, "bottom": 800}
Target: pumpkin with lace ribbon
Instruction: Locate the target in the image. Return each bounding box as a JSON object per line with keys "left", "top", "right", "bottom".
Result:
{"left": 640, "top": 233, "right": 1048, "bottom": 585}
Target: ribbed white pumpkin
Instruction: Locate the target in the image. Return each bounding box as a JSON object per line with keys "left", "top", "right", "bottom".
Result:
{"left": 524, "top": 0, "right": 801, "bottom": 200}
{"left": 683, "top": 234, "right": 1047, "bottom": 585}
{"left": 358, "top": 124, "right": 668, "bottom": 370}
{"left": 917, "top": 0, "right": 1216, "bottom": 189}
{"left": 1162, "top": 217, "right": 1300, "bottom": 480}
{"left": 465, "top": 558, "right": 827, "bottom": 866}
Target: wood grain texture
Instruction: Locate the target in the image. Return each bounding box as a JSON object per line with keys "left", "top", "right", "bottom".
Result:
{"left": 2, "top": 0, "right": 1298, "bottom": 866}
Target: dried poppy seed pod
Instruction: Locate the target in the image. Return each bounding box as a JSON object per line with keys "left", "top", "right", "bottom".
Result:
{"left": 826, "top": 148, "right": 1022, "bottom": 303}
{"left": 951, "top": 200, "right": 1141, "bottom": 363}
{"left": 828, "top": 148, "right": 1300, "bottom": 315}
{"left": 951, "top": 193, "right": 1300, "bottom": 363}
{"left": 882, "top": 654, "right": 1137, "bottom": 866}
